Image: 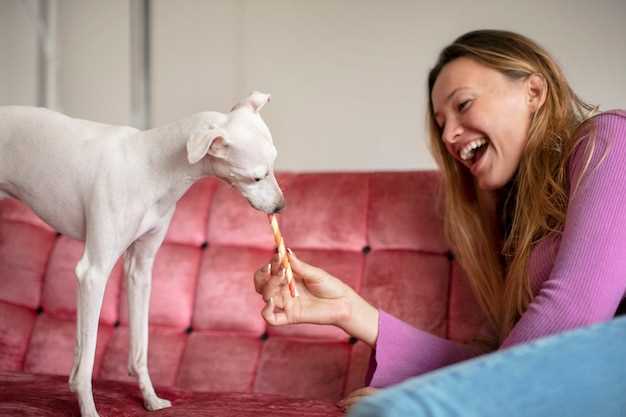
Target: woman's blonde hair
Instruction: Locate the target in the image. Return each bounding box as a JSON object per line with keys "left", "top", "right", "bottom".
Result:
{"left": 427, "top": 30, "right": 597, "bottom": 343}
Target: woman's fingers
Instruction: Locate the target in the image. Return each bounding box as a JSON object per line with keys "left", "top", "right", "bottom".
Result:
{"left": 270, "top": 253, "right": 282, "bottom": 275}
{"left": 336, "top": 387, "right": 379, "bottom": 411}
{"left": 261, "top": 296, "right": 291, "bottom": 326}
{"left": 261, "top": 297, "right": 286, "bottom": 325}
{"left": 260, "top": 277, "right": 300, "bottom": 326}
{"left": 253, "top": 263, "right": 271, "bottom": 294}
{"left": 261, "top": 269, "right": 286, "bottom": 302}
{"left": 287, "top": 250, "right": 326, "bottom": 284}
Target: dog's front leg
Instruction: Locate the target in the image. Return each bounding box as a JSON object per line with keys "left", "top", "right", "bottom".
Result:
{"left": 123, "top": 209, "right": 174, "bottom": 411}
{"left": 69, "top": 245, "right": 118, "bottom": 417}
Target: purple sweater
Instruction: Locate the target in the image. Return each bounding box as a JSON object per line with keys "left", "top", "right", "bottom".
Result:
{"left": 367, "top": 110, "right": 626, "bottom": 388}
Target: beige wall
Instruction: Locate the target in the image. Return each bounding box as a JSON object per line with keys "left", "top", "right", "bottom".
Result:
{"left": 2, "top": 0, "right": 625, "bottom": 171}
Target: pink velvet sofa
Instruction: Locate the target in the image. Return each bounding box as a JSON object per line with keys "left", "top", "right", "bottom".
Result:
{"left": 0, "top": 171, "right": 485, "bottom": 417}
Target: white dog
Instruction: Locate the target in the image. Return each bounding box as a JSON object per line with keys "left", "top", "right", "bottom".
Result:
{"left": 0, "top": 92, "right": 284, "bottom": 417}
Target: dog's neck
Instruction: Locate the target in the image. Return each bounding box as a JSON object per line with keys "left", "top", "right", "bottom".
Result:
{"left": 125, "top": 112, "right": 227, "bottom": 205}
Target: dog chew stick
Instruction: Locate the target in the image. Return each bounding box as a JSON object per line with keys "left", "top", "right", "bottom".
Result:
{"left": 268, "top": 214, "right": 298, "bottom": 298}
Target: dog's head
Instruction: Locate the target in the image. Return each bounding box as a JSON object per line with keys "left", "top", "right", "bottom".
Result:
{"left": 186, "top": 91, "right": 285, "bottom": 214}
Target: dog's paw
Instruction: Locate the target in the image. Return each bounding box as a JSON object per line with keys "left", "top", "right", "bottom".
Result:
{"left": 144, "top": 396, "right": 172, "bottom": 411}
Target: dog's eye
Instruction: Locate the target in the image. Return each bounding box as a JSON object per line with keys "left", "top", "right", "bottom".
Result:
{"left": 254, "top": 177, "right": 262, "bottom": 182}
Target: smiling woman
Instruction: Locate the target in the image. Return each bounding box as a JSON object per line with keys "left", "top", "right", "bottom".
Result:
{"left": 425, "top": 31, "right": 601, "bottom": 342}
{"left": 346, "top": 30, "right": 626, "bottom": 416}
{"left": 252, "top": 29, "right": 626, "bottom": 417}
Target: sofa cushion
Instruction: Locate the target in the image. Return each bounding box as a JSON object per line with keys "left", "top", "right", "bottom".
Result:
{"left": 0, "top": 303, "right": 36, "bottom": 371}
{"left": 23, "top": 315, "right": 113, "bottom": 377}
{"left": 42, "top": 236, "right": 123, "bottom": 325}
{"left": 192, "top": 246, "right": 270, "bottom": 335}
{"left": 176, "top": 332, "right": 262, "bottom": 392}
{"left": 98, "top": 326, "right": 187, "bottom": 386}
{"left": 253, "top": 338, "right": 351, "bottom": 401}
{"left": 119, "top": 243, "right": 203, "bottom": 330}
{"left": 361, "top": 250, "right": 449, "bottom": 338}
{"left": 0, "top": 220, "right": 56, "bottom": 309}
{"left": 368, "top": 171, "right": 447, "bottom": 253}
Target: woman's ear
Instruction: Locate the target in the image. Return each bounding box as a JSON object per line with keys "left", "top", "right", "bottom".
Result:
{"left": 527, "top": 74, "right": 547, "bottom": 112}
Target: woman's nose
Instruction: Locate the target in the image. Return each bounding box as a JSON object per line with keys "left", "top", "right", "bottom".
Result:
{"left": 442, "top": 123, "right": 463, "bottom": 144}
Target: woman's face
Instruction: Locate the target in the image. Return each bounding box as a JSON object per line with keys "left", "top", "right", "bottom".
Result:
{"left": 431, "top": 57, "right": 538, "bottom": 190}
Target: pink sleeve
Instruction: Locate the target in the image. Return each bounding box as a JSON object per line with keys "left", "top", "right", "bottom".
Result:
{"left": 366, "top": 310, "right": 483, "bottom": 388}
{"left": 501, "top": 111, "right": 626, "bottom": 347}
{"left": 366, "top": 111, "right": 626, "bottom": 388}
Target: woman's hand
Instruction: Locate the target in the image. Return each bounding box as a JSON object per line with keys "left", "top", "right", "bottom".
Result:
{"left": 253, "top": 250, "right": 352, "bottom": 327}
{"left": 253, "top": 250, "right": 380, "bottom": 347}
{"left": 336, "top": 387, "right": 379, "bottom": 412}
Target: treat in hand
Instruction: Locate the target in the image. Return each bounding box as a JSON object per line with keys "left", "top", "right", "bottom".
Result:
{"left": 268, "top": 214, "right": 298, "bottom": 297}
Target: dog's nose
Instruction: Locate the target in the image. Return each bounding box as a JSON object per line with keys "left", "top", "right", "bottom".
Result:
{"left": 272, "top": 201, "right": 285, "bottom": 214}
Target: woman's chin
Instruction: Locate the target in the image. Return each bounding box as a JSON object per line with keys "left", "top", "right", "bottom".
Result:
{"left": 475, "top": 172, "right": 510, "bottom": 191}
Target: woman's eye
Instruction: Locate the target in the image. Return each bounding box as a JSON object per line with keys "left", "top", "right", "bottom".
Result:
{"left": 458, "top": 99, "right": 472, "bottom": 112}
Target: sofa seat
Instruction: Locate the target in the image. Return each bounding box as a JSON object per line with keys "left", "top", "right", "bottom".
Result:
{"left": 0, "top": 371, "right": 343, "bottom": 416}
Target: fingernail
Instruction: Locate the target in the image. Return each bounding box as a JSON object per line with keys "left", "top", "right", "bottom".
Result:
{"left": 287, "top": 248, "right": 295, "bottom": 256}
{"left": 264, "top": 263, "right": 271, "bottom": 273}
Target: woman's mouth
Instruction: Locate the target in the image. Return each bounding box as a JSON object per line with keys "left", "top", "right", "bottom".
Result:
{"left": 460, "top": 138, "right": 489, "bottom": 171}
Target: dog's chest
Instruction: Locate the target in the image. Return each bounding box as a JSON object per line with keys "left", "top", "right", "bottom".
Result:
{"left": 136, "top": 186, "right": 188, "bottom": 236}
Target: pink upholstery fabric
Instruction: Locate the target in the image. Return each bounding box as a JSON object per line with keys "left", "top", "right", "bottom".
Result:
{"left": 176, "top": 332, "right": 262, "bottom": 392}
{"left": 0, "top": 371, "right": 344, "bottom": 417}
{"left": 253, "top": 338, "right": 350, "bottom": 401}
{"left": 42, "top": 236, "right": 123, "bottom": 325}
{"left": 165, "top": 178, "right": 218, "bottom": 246}
{"left": 207, "top": 173, "right": 296, "bottom": 249}
{"left": 99, "top": 326, "right": 187, "bottom": 386}
{"left": 23, "top": 315, "right": 114, "bottom": 377}
{"left": 0, "top": 171, "right": 488, "bottom": 416}
{"left": 192, "top": 246, "right": 270, "bottom": 335}
{"left": 119, "top": 243, "right": 202, "bottom": 330}
{"left": 0, "top": 221, "right": 55, "bottom": 309}
{"left": 448, "top": 262, "right": 493, "bottom": 345}
{"left": 361, "top": 251, "right": 450, "bottom": 338}
{"left": 0, "top": 303, "right": 36, "bottom": 371}
{"left": 279, "top": 173, "right": 369, "bottom": 251}
{"left": 368, "top": 171, "right": 447, "bottom": 252}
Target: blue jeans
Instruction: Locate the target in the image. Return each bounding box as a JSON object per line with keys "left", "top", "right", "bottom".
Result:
{"left": 349, "top": 316, "right": 626, "bottom": 417}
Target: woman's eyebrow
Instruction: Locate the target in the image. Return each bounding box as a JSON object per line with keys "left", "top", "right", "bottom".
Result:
{"left": 446, "top": 86, "right": 470, "bottom": 102}
{"left": 433, "top": 87, "right": 470, "bottom": 118}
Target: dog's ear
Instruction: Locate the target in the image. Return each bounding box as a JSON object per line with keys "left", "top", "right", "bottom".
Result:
{"left": 187, "top": 128, "right": 229, "bottom": 164}
{"left": 231, "top": 91, "right": 271, "bottom": 112}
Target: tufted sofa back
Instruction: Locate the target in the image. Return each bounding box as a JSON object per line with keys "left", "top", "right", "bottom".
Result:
{"left": 0, "top": 171, "right": 485, "bottom": 401}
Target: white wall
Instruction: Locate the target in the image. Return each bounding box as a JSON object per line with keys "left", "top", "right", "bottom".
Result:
{"left": 56, "top": 0, "right": 130, "bottom": 125}
{"left": 2, "top": 0, "right": 626, "bottom": 171}
{"left": 1, "top": 0, "right": 39, "bottom": 106}
{"left": 151, "top": 0, "right": 242, "bottom": 126}
{"left": 0, "top": 3, "right": 7, "bottom": 103}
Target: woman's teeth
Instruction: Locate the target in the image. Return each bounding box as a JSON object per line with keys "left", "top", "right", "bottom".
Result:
{"left": 460, "top": 138, "right": 487, "bottom": 161}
